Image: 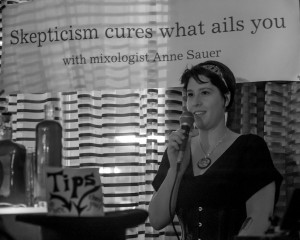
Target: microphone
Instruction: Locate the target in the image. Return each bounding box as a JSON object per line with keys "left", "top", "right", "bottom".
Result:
{"left": 176, "top": 111, "right": 194, "bottom": 164}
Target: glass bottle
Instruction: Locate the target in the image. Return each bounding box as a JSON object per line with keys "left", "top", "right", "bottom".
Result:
{"left": 0, "top": 112, "right": 27, "bottom": 205}
{"left": 34, "top": 104, "right": 62, "bottom": 204}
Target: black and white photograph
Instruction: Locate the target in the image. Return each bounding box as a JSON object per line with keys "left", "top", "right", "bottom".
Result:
{"left": 0, "top": 1, "right": 299, "bottom": 240}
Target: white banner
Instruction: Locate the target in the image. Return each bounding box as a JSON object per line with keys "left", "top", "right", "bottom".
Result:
{"left": 1, "top": 0, "right": 299, "bottom": 93}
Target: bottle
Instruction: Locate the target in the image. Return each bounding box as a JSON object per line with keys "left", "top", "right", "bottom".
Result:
{"left": 34, "top": 103, "right": 62, "bottom": 204}
{"left": 0, "top": 112, "right": 27, "bottom": 205}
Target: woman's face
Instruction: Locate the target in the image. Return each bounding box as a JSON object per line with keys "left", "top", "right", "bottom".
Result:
{"left": 186, "top": 75, "right": 228, "bottom": 131}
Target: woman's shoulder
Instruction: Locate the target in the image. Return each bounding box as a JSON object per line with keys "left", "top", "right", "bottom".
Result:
{"left": 233, "top": 133, "right": 272, "bottom": 161}
{"left": 227, "top": 133, "right": 268, "bottom": 153}
{"left": 235, "top": 133, "right": 266, "bottom": 145}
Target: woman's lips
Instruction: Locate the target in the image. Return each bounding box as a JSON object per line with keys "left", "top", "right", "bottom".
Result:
{"left": 194, "top": 111, "right": 206, "bottom": 116}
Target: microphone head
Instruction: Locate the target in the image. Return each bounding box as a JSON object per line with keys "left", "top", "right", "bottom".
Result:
{"left": 180, "top": 111, "right": 194, "bottom": 127}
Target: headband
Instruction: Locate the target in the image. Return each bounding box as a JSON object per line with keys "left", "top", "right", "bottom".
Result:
{"left": 202, "top": 64, "right": 228, "bottom": 88}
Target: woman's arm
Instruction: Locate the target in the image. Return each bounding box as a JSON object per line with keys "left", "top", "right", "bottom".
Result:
{"left": 148, "top": 129, "right": 196, "bottom": 230}
{"left": 238, "top": 181, "right": 276, "bottom": 236}
{"left": 148, "top": 168, "right": 183, "bottom": 230}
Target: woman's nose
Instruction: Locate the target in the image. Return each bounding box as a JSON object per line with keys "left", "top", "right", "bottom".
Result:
{"left": 188, "top": 95, "right": 201, "bottom": 109}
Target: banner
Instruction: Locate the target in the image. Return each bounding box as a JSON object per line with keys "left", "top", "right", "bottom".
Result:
{"left": 1, "top": 0, "right": 299, "bottom": 93}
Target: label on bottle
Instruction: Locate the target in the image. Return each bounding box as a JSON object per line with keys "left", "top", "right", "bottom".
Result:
{"left": 0, "top": 154, "right": 11, "bottom": 197}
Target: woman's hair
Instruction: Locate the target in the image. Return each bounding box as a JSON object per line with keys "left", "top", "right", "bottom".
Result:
{"left": 180, "top": 60, "right": 236, "bottom": 111}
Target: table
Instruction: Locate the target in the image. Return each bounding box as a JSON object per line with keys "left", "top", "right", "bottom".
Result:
{"left": 16, "top": 209, "right": 148, "bottom": 240}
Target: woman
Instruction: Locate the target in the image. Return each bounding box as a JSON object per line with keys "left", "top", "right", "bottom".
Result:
{"left": 148, "top": 60, "right": 282, "bottom": 240}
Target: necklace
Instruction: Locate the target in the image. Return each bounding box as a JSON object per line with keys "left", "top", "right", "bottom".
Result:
{"left": 197, "top": 130, "right": 228, "bottom": 169}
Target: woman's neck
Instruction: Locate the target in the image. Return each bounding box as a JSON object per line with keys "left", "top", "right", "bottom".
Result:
{"left": 198, "top": 123, "right": 228, "bottom": 148}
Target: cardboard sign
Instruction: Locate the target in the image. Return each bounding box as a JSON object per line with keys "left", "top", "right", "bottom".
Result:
{"left": 46, "top": 167, "right": 104, "bottom": 216}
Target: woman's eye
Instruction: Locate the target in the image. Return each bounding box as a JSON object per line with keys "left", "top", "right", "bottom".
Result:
{"left": 187, "top": 92, "right": 194, "bottom": 97}
{"left": 201, "top": 90, "right": 211, "bottom": 95}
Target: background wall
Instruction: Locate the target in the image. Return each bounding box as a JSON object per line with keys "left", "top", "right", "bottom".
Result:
{"left": 0, "top": 83, "right": 299, "bottom": 239}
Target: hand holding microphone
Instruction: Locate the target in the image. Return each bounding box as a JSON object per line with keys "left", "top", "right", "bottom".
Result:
{"left": 167, "top": 111, "right": 195, "bottom": 170}
{"left": 176, "top": 111, "right": 195, "bottom": 164}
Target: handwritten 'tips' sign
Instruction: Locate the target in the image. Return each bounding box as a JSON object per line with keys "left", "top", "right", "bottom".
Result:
{"left": 46, "top": 167, "right": 104, "bottom": 216}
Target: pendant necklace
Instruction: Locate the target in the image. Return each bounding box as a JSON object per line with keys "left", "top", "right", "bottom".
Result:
{"left": 197, "top": 130, "right": 228, "bottom": 169}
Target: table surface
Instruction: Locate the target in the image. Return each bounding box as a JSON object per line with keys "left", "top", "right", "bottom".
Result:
{"left": 0, "top": 206, "right": 47, "bottom": 215}
{"left": 14, "top": 209, "right": 148, "bottom": 240}
{"left": 16, "top": 208, "right": 148, "bottom": 230}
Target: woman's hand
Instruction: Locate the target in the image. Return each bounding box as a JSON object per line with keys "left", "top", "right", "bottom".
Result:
{"left": 167, "top": 128, "right": 198, "bottom": 174}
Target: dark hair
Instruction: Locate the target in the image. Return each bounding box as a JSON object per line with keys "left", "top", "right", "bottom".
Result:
{"left": 180, "top": 60, "right": 236, "bottom": 111}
